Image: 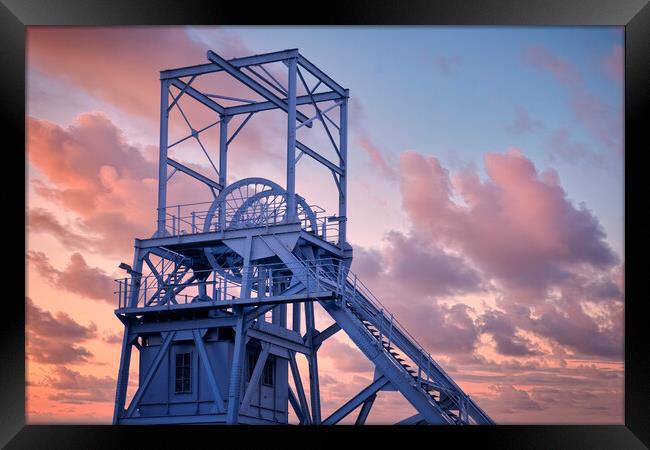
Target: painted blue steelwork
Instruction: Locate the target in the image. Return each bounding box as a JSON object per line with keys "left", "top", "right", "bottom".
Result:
{"left": 112, "top": 49, "right": 494, "bottom": 425}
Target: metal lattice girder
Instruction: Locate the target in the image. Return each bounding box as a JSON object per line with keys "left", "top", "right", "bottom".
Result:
{"left": 169, "top": 78, "right": 226, "bottom": 114}
{"left": 160, "top": 48, "right": 302, "bottom": 80}
{"left": 206, "top": 50, "right": 314, "bottom": 127}
{"left": 225, "top": 91, "right": 344, "bottom": 116}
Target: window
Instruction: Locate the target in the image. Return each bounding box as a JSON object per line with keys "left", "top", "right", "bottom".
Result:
{"left": 262, "top": 355, "right": 275, "bottom": 387}
{"left": 247, "top": 352, "right": 258, "bottom": 381}
{"left": 175, "top": 352, "right": 192, "bottom": 394}
{"left": 247, "top": 351, "right": 275, "bottom": 387}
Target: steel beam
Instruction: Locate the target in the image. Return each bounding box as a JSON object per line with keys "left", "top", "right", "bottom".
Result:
{"left": 167, "top": 158, "right": 223, "bottom": 191}
{"left": 193, "top": 329, "right": 226, "bottom": 413}
{"left": 289, "top": 351, "right": 311, "bottom": 424}
{"left": 297, "top": 55, "right": 347, "bottom": 97}
{"left": 312, "top": 323, "right": 341, "bottom": 348}
{"left": 206, "top": 50, "right": 312, "bottom": 126}
{"left": 296, "top": 140, "right": 343, "bottom": 176}
{"left": 169, "top": 78, "right": 226, "bottom": 114}
{"left": 338, "top": 99, "right": 348, "bottom": 246}
{"left": 355, "top": 394, "right": 376, "bottom": 425}
{"left": 285, "top": 57, "right": 298, "bottom": 222}
{"left": 322, "top": 377, "right": 389, "bottom": 425}
{"left": 125, "top": 331, "right": 175, "bottom": 417}
{"left": 160, "top": 49, "right": 301, "bottom": 79}
{"left": 224, "top": 91, "right": 343, "bottom": 116}
{"left": 156, "top": 80, "right": 170, "bottom": 236}
{"left": 240, "top": 344, "right": 270, "bottom": 410}
{"left": 112, "top": 322, "right": 133, "bottom": 423}
{"left": 288, "top": 388, "right": 306, "bottom": 424}
{"left": 226, "top": 307, "right": 247, "bottom": 424}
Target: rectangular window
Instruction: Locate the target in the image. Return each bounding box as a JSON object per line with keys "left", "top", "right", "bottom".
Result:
{"left": 247, "top": 352, "right": 258, "bottom": 381}
{"left": 175, "top": 352, "right": 192, "bottom": 394}
{"left": 247, "top": 351, "right": 275, "bottom": 387}
{"left": 262, "top": 355, "right": 275, "bottom": 387}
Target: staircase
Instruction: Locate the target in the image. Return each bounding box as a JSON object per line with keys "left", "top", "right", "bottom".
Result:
{"left": 260, "top": 234, "right": 494, "bottom": 425}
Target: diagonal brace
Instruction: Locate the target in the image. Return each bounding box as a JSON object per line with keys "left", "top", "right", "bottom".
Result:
{"left": 322, "top": 376, "right": 390, "bottom": 425}
{"left": 125, "top": 331, "right": 176, "bottom": 417}
{"left": 206, "top": 50, "right": 312, "bottom": 127}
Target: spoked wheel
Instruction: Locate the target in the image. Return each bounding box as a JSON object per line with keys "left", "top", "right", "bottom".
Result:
{"left": 202, "top": 177, "right": 318, "bottom": 283}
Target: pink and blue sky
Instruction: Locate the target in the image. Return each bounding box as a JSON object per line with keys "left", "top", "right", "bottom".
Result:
{"left": 26, "top": 26, "right": 624, "bottom": 424}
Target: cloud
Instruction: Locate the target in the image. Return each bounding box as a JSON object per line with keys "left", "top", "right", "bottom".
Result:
{"left": 400, "top": 149, "right": 619, "bottom": 299}
{"left": 521, "top": 44, "right": 622, "bottom": 155}
{"left": 396, "top": 149, "right": 622, "bottom": 360}
{"left": 480, "top": 310, "right": 542, "bottom": 356}
{"left": 487, "top": 384, "right": 545, "bottom": 414}
{"left": 26, "top": 298, "right": 97, "bottom": 364}
{"left": 357, "top": 136, "right": 397, "bottom": 180}
{"left": 28, "top": 251, "right": 115, "bottom": 303}
{"left": 27, "top": 113, "right": 211, "bottom": 256}
{"left": 27, "top": 27, "right": 247, "bottom": 122}
{"left": 506, "top": 107, "right": 543, "bottom": 135}
{"left": 432, "top": 55, "right": 462, "bottom": 76}
{"left": 351, "top": 233, "right": 485, "bottom": 354}
{"left": 544, "top": 128, "right": 593, "bottom": 165}
{"left": 102, "top": 331, "right": 123, "bottom": 345}
{"left": 601, "top": 45, "right": 623, "bottom": 84}
{"left": 27, "top": 27, "right": 286, "bottom": 177}
{"left": 42, "top": 367, "right": 116, "bottom": 404}
{"left": 27, "top": 208, "right": 100, "bottom": 251}
{"left": 319, "top": 337, "right": 373, "bottom": 373}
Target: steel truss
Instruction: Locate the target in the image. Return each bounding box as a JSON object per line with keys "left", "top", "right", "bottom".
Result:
{"left": 112, "top": 48, "right": 494, "bottom": 426}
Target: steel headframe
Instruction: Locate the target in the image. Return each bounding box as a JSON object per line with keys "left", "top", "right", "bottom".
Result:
{"left": 156, "top": 48, "right": 350, "bottom": 247}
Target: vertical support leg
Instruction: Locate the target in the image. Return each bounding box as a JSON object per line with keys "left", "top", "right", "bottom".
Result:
{"left": 128, "top": 247, "right": 145, "bottom": 308}
{"left": 226, "top": 306, "right": 247, "bottom": 424}
{"left": 355, "top": 394, "right": 377, "bottom": 425}
{"left": 157, "top": 80, "right": 170, "bottom": 236}
{"left": 338, "top": 99, "right": 348, "bottom": 247}
{"left": 305, "top": 301, "right": 321, "bottom": 423}
{"left": 218, "top": 115, "right": 230, "bottom": 230}
{"left": 292, "top": 302, "right": 301, "bottom": 333}
{"left": 286, "top": 57, "right": 297, "bottom": 222}
{"left": 240, "top": 235, "right": 253, "bottom": 299}
{"left": 112, "top": 322, "right": 132, "bottom": 424}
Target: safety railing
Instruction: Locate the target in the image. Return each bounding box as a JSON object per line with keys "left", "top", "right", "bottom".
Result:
{"left": 115, "top": 259, "right": 330, "bottom": 310}
{"left": 159, "top": 201, "right": 341, "bottom": 245}
{"left": 298, "top": 260, "right": 468, "bottom": 401}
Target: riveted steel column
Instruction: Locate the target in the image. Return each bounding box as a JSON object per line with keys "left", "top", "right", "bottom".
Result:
{"left": 286, "top": 57, "right": 298, "bottom": 222}
{"left": 338, "top": 99, "right": 348, "bottom": 247}
{"left": 112, "top": 321, "right": 132, "bottom": 424}
{"left": 157, "top": 79, "right": 170, "bottom": 236}
{"left": 227, "top": 306, "right": 247, "bottom": 424}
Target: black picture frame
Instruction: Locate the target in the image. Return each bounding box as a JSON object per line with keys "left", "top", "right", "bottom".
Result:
{"left": 3, "top": 0, "right": 647, "bottom": 448}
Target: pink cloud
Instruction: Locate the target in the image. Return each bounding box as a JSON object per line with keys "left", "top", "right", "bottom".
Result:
{"left": 28, "top": 251, "right": 115, "bottom": 304}
{"left": 26, "top": 298, "right": 97, "bottom": 365}
{"left": 401, "top": 148, "right": 618, "bottom": 299}
{"left": 27, "top": 113, "right": 219, "bottom": 256}
{"left": 42, "top": 367, "right": 116, "bottom": 404}
{"left": 27, "top": 27, "right": 283, "bottom": 171}
{"left": 521, "top": 44, "right": 622, "bottom": 155}
{"left": 356, "top": 136, "right": 397, "bottom": 179}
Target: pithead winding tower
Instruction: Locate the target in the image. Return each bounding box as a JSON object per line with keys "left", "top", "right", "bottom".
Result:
{"left": 112, "top": 48, "right": 494, "bottom": 425}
